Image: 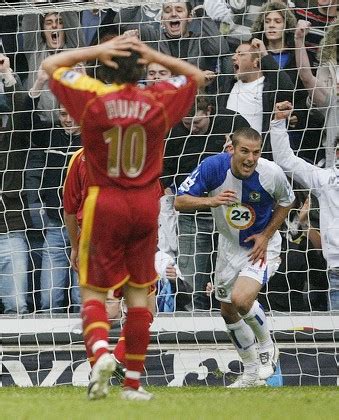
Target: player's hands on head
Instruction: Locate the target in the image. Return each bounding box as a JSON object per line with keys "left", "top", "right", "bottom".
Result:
{"left": 209, "top": 190, "right": 238, "bottom": 208}
{"left": 122, "top": 29, "right": 140, "bottom": 39}
{"left": 274, "top": 101, "right": 293, "bottom": 121}
{"left": 97, "top": 35, "right": 140, "bottom": 68}
{"left": 129, "top": 39, "right": 159, "bottom": 66}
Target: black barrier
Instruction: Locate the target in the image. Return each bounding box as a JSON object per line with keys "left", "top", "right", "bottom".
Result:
{"left": 1, "top": 348, "right": 338, "bottom": 387}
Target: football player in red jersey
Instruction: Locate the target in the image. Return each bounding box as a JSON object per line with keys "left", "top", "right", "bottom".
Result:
{"left": 42, "top": 36, "right": 205, "bottom": 400}
{"left": 63, "top": 147, "right": 157, "bottom": 381}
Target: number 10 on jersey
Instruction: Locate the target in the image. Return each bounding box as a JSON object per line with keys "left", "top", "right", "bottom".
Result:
{"left": 103, "top": 124, "right": 146, "bottom": 178}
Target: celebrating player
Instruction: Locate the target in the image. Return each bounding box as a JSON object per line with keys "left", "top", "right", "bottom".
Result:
{"left": 175, "top": 127, "right": 295, "bottom": 387}
{"left": 42, "top": 36, "right": 205, "bottom": 400}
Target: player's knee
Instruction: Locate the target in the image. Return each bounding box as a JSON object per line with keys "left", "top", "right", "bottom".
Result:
{"left": 231, "top": 292, "right": 252, "bottom": 315}
{"left": 124, "top": 284, "right": 149, "bottom": 308}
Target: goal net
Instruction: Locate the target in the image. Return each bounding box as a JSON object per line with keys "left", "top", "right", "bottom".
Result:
{"left": 0, "top": 0, "right": 338, "bottom": 387}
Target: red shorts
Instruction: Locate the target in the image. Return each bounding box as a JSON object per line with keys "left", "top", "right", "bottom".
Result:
{"left": 112, "top": 283, "right": 156, "bottom": 299}
{"left": 78, "top": 185, "right": 159, "bottom": 291}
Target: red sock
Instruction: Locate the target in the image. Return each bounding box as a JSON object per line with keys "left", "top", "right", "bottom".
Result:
{"left": 113, "top": 313, "right": 154, "bottom": 366}
{"left": 85, "top": 341, "right": 95, "bottom": 368}
{"left": 123, "top": 307, "right": 152, "bottom": 390}
{"left": 82, "top": 300, "right": 110, "bottom": 364}
{"left": 113, "top": 325, "right": 126, "bottom": 364}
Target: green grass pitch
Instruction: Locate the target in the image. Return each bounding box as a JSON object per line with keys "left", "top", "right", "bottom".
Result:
{"left": 1, "top": 386, "right": 338, "bottom": 420}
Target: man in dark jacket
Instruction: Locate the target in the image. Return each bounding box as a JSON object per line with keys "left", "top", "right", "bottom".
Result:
{"left": 23, "top": 73, "right": 82, "bottom": 313}
{"left": 114, "top": 1, "right": 229, "bottom": 72}
{"left": 0, "top": 54, "right": 31, "bottom": 314}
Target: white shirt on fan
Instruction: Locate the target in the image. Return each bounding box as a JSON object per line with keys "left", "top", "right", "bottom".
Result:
{"left": 226, "top": 76, "right": 264, "bottom": 134}
{"left": 271, "top": 119, "right": 339, "bottom": 269}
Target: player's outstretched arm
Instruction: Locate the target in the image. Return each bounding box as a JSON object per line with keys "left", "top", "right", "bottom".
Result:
{"left": 41, "top": 36, "right": 138, "bottom": 76}
{"left": 271, "top": 101, "right": 320, "bottom": 189}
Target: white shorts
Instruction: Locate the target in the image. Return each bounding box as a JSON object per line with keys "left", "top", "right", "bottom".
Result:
{"left": 215, "top": 234, "right": 281, "bottom": 303}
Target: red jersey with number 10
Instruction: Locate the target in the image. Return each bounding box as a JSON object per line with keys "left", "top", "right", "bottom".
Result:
{"left": 50, "top": 68, "right": 196, "bottom": 189}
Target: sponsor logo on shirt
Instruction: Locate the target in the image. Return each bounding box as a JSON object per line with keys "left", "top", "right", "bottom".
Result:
{"left": 61, "top": 70, "right": 81, "bottom": 84}
{"left": 249, "top": 191, "right": 261, "bottom": 202}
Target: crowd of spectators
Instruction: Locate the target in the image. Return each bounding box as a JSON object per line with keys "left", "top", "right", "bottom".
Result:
{"left": 0, "top": 0, "right": 337, "bottom": 315}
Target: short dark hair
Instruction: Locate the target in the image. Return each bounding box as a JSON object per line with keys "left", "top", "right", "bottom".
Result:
{"left": 186, "top": 95, "right": 215, "bottom": 117}
{"left": 96, "top": 50, "right": 144, "bottom": 84}
{"left": 40, "top": 12, "right": 62, "bottom": 42}
{"left": 231, "top": 127, "right": 262, "bottom": 148}
{"left": 162, "top": 1, "right": 192, "bottom": 16}
{"left": 237, "top": 41, "right": 261, "bottom": 61}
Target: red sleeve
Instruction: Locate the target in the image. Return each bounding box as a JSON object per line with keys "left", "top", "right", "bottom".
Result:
{"left": 147, "top": 75, "right": 197, "bottom": 130}
{"left": 49, "top": 67, "right": 107, "bottom": 123}
{"left": 63, "top": 149, "right": 85, "bottom": 215}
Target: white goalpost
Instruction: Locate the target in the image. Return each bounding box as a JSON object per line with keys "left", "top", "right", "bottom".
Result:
{"left": 0, "top": 0, "right": 338, "bottom": 388}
